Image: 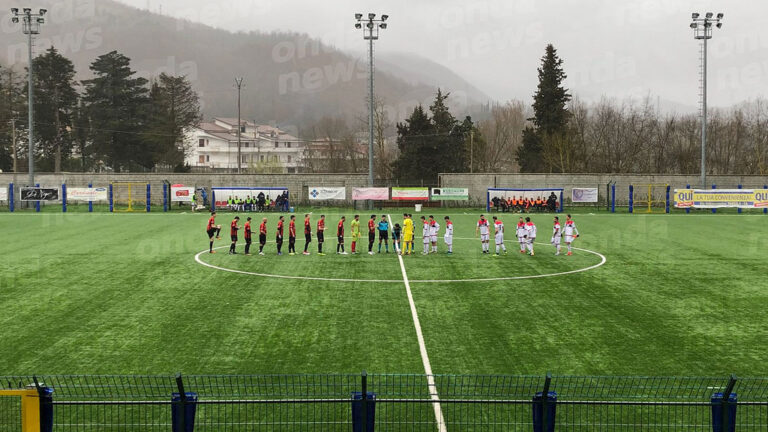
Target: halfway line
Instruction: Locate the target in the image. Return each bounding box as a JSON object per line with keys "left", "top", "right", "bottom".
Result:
{"left": 388, "top": 214, "right": 447, "bottom": 432}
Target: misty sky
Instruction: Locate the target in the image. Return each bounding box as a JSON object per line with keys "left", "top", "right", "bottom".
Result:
{"left": 119, "top": 0, "right": 768, "bottom": 111}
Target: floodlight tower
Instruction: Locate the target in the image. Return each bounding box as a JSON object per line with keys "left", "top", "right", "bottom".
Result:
{"left": 355, "top": 13, "right": 388, "bottom": 209}
{"left": 10, "top": 7, "right": 46, "bottom": 188}
{"left": 690, "top": 12, "right": 723, "bottom": 189}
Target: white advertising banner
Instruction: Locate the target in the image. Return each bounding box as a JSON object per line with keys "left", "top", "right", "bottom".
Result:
{"left": 0, "top": 186, "right": 7, "bottom": 201}
{"left": 352, "top": 188, "right": 389, "bottom": 201}
{"left": 68, "top": 187, "right": 108, "bottom": 202}
{"left": 171, "top": 186, "right": 195, "bottom": 202}
{"left": 572, "top": 188, "right": 599, "bottom": 203}
{"left": 391, "top": 187, "right": 429, "bottom": 201}
{"left": 308, "top": 186, "right": 346, "bottom": 200}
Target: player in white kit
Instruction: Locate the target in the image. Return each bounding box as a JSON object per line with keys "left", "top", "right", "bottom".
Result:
{"left": 476, "top": 215, "right": 491, "bottom": 254}
{"left": 524, "top": 217, "right": 537, "bottom": 256}
{"left": 551, "top": 216, "right": 562, "bottom": 255}
{"left": 420, "top": 216, "right": 431, "bottom": 255}
{"left": 516, "top": 217, "right": 527, "bottom": 254}
{"left": 429, "top": 215, "right": 440, "bottom": 253}
{"left": 443, "top": 216, "right": 454, "bottom": 254}
{"left": 563, "top": 214, "right": 580, "bottom": 256}
{"left": 492, "top": 216, "right": 507, "bottom": 256}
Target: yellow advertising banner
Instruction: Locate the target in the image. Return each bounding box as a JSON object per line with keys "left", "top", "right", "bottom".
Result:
{"left": 674, "top": 189, "right": 768, "bottom": 209}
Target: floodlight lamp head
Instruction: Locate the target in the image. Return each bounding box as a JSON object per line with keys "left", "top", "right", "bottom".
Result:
{"left": 368, "top": 13, "right": 375, "bottom": 20}
{"left": 690, "top": 22, "right": 697, "bottom": 29}
{"left": 705, "top": 22, "right": 712, "bottom": 28}
{"left": 355, "top": 23, "right": 362, "bottom": 29}
{"left": 355, "top": 13, "right": 362, "bottom": 20}
{"left": 692, "top": 12, "right": 699, "bottom": 19}
{"left": 23, "top": 8, "right": 31, "bottom": 13}
{"left": 39, "top": 8, "right": 46, "bottom": 15}
{"left": 705, "top": 12, "right": 713, "bottom": 18}
{"left": 366, "top": 22, "right": 373, "bottom": 29}
{"left": 717, "top": 13, "right": 723, "bottom": 19}
{"left": 11, "top": 16, "right": 18, "bottom": 23}
{"left": 11, "top": 7, "right": 18, "bottom": 14}
{"left": 379, "top": 23, "right": 387, "bottom": 29}
{"left": 36, "top": 17, "right": 43, "bottom": 23}
{"left": 716, "top": 22, "right": 722, "bottom": 28}
{"left": 381, "top": 14, "right": 388, "bottom": 21}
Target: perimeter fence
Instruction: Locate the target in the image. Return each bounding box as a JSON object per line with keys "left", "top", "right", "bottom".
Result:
{"left": 1, "top": 373, "right": 767, "bottom": 431}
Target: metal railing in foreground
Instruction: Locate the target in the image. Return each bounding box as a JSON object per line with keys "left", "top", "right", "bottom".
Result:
{"left": 0, "top": 373, "right": 766, "bottom": 431}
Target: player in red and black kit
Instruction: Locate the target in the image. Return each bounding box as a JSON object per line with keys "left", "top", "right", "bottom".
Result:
{"left": 229, "top": 216, "right": 240, "bottom": 254}
{"left": 317, "top": 215, "right": 326, "bottom": 255}
{"left": 244, "top": 217, "right": 252, "bottom": 255}
{"left": 367, "top": 214, "right": 376, "bottom": 254}
{"left": 288, "top": 215, "right": 297, "bottom": 255}
{"left": 337, "top": 216, "right": 347, "bottom": 254}
{"left": 258, "top": 217, "right": 267, "bottom": 255}
{"left": 206, "top": 211, "right": 222, "bottom": 253}
{"left": 303, "top": 214, "right": 312, "bottom": 255}
{"left": 276, "top": 216, "right": 285, "bottom": 255}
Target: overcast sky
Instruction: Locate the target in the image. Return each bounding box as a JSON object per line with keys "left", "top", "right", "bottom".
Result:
{"left": 119, "top": 0, "right": 768, "bottom": 111}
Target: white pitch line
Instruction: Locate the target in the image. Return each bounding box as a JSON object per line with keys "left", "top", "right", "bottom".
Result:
{"left": 388, "top": 214, "right": 447, "bottom": 432}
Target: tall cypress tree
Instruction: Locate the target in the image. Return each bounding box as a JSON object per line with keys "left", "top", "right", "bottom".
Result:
{"left": 32, "top": 47, "right": 79, "bottom": 172}
{"left": 517, "top": 44, "right": 571, "bottom": 172}
{"left": 82, "top": 51, "right": 150, "bottom": 172}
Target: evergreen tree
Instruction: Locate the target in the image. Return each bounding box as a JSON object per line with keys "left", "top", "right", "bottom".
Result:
{"left": 393, "top": 104, "right": 433, "bottom": 183}
{"left": 516, "top": 127, "right": 545, "bottom": 172}
{"left": 430, "top": 89, "right": 468, "bottom": 173}
{"left": 518, "top": 44, "right": 571, "bottom": 172}
{"left": 393, "top": 89, "right": 471, "bottom": 183}
{"left": 82, "top": 51, "right": 150, "bottom": 171}
{"left": 0, "top": 66, "right": 27, "bottom": 173}
{"left": 144, "top": 73, "right": 201, "bottom": 170}
{"left": 32, "top": 47, "right": 79, "bottom": 172}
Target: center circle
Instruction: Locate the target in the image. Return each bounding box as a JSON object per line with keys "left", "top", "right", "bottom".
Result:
{"left": 194, "top": 241, "right": 607, "bottom": 284}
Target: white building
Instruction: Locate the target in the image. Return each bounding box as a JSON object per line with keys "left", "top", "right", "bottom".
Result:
{"left": 185, "top": 118, "right": 305, "bottom": 173}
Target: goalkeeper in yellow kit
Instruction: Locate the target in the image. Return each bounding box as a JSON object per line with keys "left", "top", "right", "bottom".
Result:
{"left": 401, "top": 213, "right": 414, "bottom": 255}
{"left": 350, "top": 215, "right": 361, "bottom": 254}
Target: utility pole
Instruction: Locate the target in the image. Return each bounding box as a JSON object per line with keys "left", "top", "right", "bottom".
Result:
{"left": 11, "top": 119, "right": 18, "bottom": 188}
{"left": 11, "top": 7, "right": 47, "bottom": 187}
{"left": 355, "top": 13, "right": 388, "bottom": 210}
{"left": 690, "top": 12, "right": 723, "bottom": 189}
{"left": 235, "top": 77, "right": 244, "bottom": 174}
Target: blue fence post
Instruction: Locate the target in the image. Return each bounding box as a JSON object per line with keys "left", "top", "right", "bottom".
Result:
{"left": 532, "top": 374, "right": 556, "bottom": 432}
{"left": 665, "top": 185, "right": 670, "bottom": 214}
{"left": 32, "top": 377, "right": 54, "bottom": 432}
{"left": 712, "top": 184, "right": 717, "bottom": 214}
{"left": 88, "top": 183, "right": 93, "bottom": 212}
{"left": 352, "top": 371, "right": 375, "bottom": 432}
{"left": 8, "top": 183, "right": 13, "bottom": 212}
{"left": 172, "top": 374, "right": 197, "bottom": 432}
{"left": 611, "top": 184, "right": 616, "bottom": 213}
{"left": 62, "top": 184, "right": 67, "bottom": 213}
{"left": 163, "top": 184, "right": 168, "bottom": 212}
{"left": 35, "top": 183, "right": 41, "bottom": 212}
{"left": 711, "top": 375, "right": 737, "bottom": 432}
{"left": 737, "top": 185, "right": 743, "bottom": 214}
{"left": 559, "top": 190, "right": 564, "bottom": 213}
{"left": 686, "top": 184, "right": 691, "bottom": 214}
{"left": 109, "top": 184, "right": 114, "bottom": 212}
{"left": 146, "top": 184, "right": 151, "bottom": 212}
{"left": 486, "top": 190, "right": 491, "bottom": 212}
{"left": 628, "top": 185, "right": 634, "bottom": 213}
{"left": 764, "top": 185, "right": 767, "bottom": 214}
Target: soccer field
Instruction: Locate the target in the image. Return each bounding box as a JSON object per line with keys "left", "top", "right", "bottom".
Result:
{"left": 0, "top": 210, "right": 766, "bottom": 376}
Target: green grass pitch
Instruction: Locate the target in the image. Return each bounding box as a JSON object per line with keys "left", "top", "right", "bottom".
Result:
{"left": 0, "top": 209, "right": 766, "bottom": 376}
